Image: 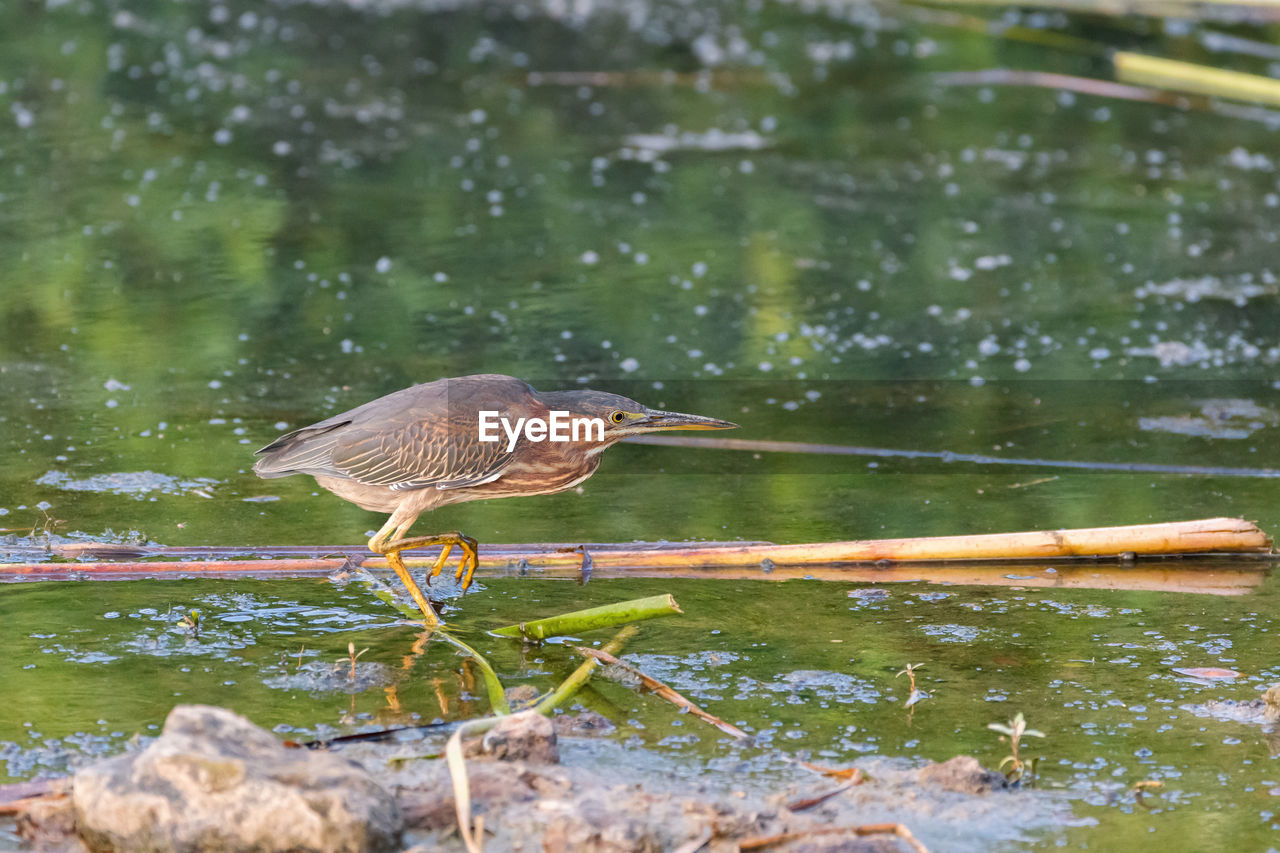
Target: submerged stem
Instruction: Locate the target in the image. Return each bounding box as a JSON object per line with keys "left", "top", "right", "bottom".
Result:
{"left": 533, "top": 625, "right": 637, "bottom": 715}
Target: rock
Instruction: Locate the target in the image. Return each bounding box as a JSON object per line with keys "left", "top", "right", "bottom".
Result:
{"left": 399, "top": 760, "right": 759, "bottom": 853}
{"left": 553, "top": 709, "right": 615, "bottom": 737}
{"left": 918, "top": 756, "right": 1009, "bottom": 794}
{"left": 382, "top": 749, "right": 1057, "bottom": 853}
{"left": 464, "top": 710, "right": 558, "bottom": 764}
{"left": 15, "top": 793, "right": 87, "bottom": 853}
{"left": 72, "top": 704, "right": 402, "bottom": 853}
{"left": 539, "top": 798, "right": 665, "bottom": 853}
{"left": 503, "top": 684, "right": 541, "bottom": 707}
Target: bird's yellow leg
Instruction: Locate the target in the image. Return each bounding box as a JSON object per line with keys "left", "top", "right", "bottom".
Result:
{"left": 368, "top": 520, "right": 440, "bottom": 627}
{"left": 383, "top": 548, "right": 440, "bottom": 627}
{"left": 370, "top": 524, "right": 481, "bottom": 593}
{"left": 386, "top": 531, "right": 479, "bottom": 590}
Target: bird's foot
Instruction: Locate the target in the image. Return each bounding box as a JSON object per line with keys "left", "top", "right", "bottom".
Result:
{"left": 385, "top": 530, "right": 480, "bottom": 592}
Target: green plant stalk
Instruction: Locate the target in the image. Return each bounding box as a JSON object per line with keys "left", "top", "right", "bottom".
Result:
{"left": 354, "top": 573, "right": 424, "bottom": 620}
{"left": 492, "top": 594, "right": 682, "bottom": 641}
{"left": 435, "top": 631, "right": 512, "bottom": 715}
{"left": 1114, "top": 51, "right": 1280, "bottom": 107}
{"left": 533, "top": 625, "right": 637, "bottom": 715}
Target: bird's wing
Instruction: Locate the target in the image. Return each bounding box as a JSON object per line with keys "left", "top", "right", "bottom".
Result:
{"left": 329, "top": 417, "right": 513, "bottom": 492}
{"left": 326, "top": 376, "right": 539, "bottom": 491}
{"left": 254, "top": 375, "right": 538, "bottom": 490}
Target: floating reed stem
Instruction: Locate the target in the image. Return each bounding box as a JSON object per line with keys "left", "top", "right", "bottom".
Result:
{"left": 491, "top": 594, "right": 683, "bottom": 641}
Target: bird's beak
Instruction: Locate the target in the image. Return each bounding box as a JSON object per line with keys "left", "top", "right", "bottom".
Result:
{"left": 636, "top": 410, "right": 739, "bottom": 432}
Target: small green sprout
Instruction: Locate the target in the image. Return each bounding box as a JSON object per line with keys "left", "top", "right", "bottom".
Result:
{"left": 895, "top": 663, "right": 931, "bottom": 708}
{"left": 988, "top": 712, "right": 1045, "bottom": 782}
{"left": 180, "top": 608, "right": 201, "bottom": 640}
{"left": 339, "top": 642, "right": 369, "bottom": 680}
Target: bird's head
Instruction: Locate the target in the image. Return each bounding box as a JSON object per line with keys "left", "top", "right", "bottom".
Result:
{"left": 538, "top": 389, "right": 737, "bottom": 442}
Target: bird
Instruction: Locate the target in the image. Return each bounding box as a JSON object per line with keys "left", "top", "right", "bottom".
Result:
{"left": 253, "top": 373, "right": 737, "bottom": 625}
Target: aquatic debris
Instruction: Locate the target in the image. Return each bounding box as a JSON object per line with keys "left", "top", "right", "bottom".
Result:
{"left": 533, "top": 625, "right": 637, "bottom": 715}
{"left": 783, "top": 776, "right": 863, "bottom": 812}
{"left": 1181, "top": 686, "right": 1280, "bottom": 725}
{"left": 1139, "top": 398, "right": 1279, "bottom": 440}
{"left": 1134, "top": 273, "right": 1278, "bottom": 306}
{"left": 180, "top": 608, "right": 201, "bottom": 640}
{"left": 36, "top": 470, "right": 219, "bottom": 499}
{"left": 738, "top": 823, "right": 931, "bottom": 853}
{"left": 1131, "top": 779, "right": 1164, "bottom": 810}
{"left": 919, "top": 624, "right": 985, "bottom": 644}
{"left": 263, "top": 659, "right": 397, "bottom": 695}
{"left": 580, "top": 646, "right": 750, "bottom": 740}
{"left": 622, "top": 129, "right": 771, "bottom": 154}
{"left": 445, "top": 721, "right": 486, "bottom": 853}
{"left": 445, "top": 627, "right": 637, "bottom": 853}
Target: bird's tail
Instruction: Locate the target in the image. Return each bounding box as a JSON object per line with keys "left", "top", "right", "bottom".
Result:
{"left": 252, "top": 421, "right": 348, "bottom": 478}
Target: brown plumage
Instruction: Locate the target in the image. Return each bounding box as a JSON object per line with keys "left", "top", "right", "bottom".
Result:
{"left": 254, "top": 374, "right": 736, "bottom": 625}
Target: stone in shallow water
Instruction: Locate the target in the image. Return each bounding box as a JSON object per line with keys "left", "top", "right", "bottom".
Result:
{"left": 918, "top": 755, "right": 1009, "bottom": 795}
{"left": 465, "top": 709, "right": 559, "bottom": 764}
{"left": 72, "top": 704, "right": 401, "bottom": 853}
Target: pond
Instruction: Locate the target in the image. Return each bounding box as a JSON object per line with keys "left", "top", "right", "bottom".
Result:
{"left": 3, "top": 0, "right": 1280, "bottom": 849}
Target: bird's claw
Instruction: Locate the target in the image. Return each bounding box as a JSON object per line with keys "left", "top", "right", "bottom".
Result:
{"left": 421, "top": 534, "right": 479, "bottom": 591}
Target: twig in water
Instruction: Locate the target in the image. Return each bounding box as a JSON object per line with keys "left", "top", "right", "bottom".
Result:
{"left": 579, "top": 646, "right": 750, "bottom": 740}
{"left": 785, "top": 759, "right": 866, "bottom": 781}
{"left": 738, "top": 823, "right": 931, "bottom": 853}
{"left": 784, "top": 776, "right": 863, "bottom": 811}
{"left": 285, "top": 717, "right": 465, "bottom": 749}
{"left": 1008, "top": 476, "right": 1059, "bottom": 490}
{"left": 0, "top": 778, "right": 70, "bottom": 814}
{"left": 534, "top": 625, "right": 637, "bottom": 715}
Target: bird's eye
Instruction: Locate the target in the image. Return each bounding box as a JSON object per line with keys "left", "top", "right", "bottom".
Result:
{"left": 610, "top": 411, "right": 626, "bottom": 424}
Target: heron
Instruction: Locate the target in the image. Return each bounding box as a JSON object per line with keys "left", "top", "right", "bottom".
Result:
{"left": 253, "top": 374, "right": 737, "bottom": 625}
